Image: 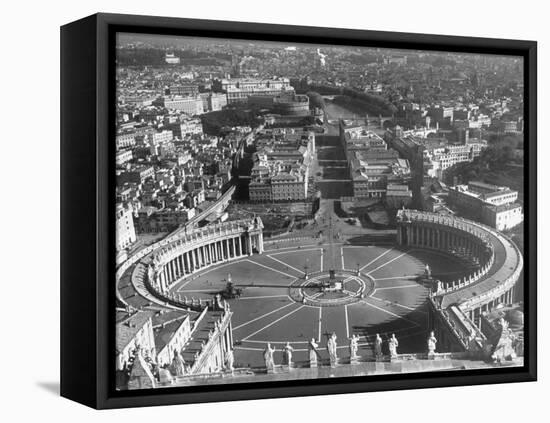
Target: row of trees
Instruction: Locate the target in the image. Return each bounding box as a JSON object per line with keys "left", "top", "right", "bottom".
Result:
{"left": 305, "top": 91, "right": 326, "bottom": 110}
{"left": 332, "top": 94, "right": 397, "bottom": 117}
{"left": 339, "top": 87, "right": 397, "bottom": 116}
{"left": 200, "top": 108, "right": 262, "bottom": 136}
{"left": 298, "top": 83, "right": 397, "bottom": 116}
{"left": 443, "top": 137, "right": 521, "bottom": 185}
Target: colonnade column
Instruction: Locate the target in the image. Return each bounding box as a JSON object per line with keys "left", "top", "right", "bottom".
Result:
{"left": 176, "top": 255, "right": 183, "bottom": 278}
{"left": 224, "top": 239, "right": 229, "bottom": 260}
{"left": 427, "top": 227, "right": 431, "bottom": 248}
{"left": 397, "top": 226, "right": 402, "bottom": 245}
{"left": 158, "top": 270, "right": 165, "bottom": 292}
{"left": 185, "top": 252, "right": 191, "bottom": 273}
{"left": 193, "top": 248, "right": 201, "bottom": 269}
{"left": 168, "top": 261, "right": 174, "bottom": 282}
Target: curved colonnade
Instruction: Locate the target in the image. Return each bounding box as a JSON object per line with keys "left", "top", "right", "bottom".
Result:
{"left": 397, "top": 210, "right": 495, "bottom": 294}
{"left": 116, "top": 217, "right": 265, "bottom": 377}
{"left": 116, "top": 217, "right": 264, "bottom": 310}
{"left": 145, "top": 217, "right": 264, "bottom": 301}
{"left": 396, "top": 209, "right": 523, "bottom": 354}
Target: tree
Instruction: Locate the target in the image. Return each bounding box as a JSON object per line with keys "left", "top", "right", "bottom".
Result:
{"left": 306, "top": 91, "right": 326, "bottom": 110}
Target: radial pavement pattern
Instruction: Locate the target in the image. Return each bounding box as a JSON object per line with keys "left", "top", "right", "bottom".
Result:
{"left": 169, "top": 241, "right": 467, "bottom": 367}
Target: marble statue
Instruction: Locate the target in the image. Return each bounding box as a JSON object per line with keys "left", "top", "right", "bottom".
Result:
{"left": 499, "top": 317, "right": 509, "bottom": 332}
{"left": 327, "top": 332, "right": 338, "bottom": 364}
{"left": 388, "top": 334, "right": 399, "bottom": 357}
{"left": 427, "top": 331, "right": 437, "bottom": 356}
{"left": 158, "top": 366, "right": 174, "bottom": 385}
{"left": 308, "top": 338, "right": 319, "bottom": 366}
{"left": 263, "top": 343, "right": 276, "bottom": 371}
{"left": 374, "top": 333, "right": 383, "bottom": 359}
{"left": 171, "top": 350, "right": 186, "bottom": 376}
{"left": 128, "top": 346, "right": 157, "bottom": 390}
{"left": 491, "top": 318, "right": 517, "bottom": 363}
{"left": 349, "top": 334, "right": 359, "bottom": 359}
{"left": 283, "top": 342, "right": 294, "bottom": 367}
{"left": 225, "top": 349, "right": 234, "bottom": 372}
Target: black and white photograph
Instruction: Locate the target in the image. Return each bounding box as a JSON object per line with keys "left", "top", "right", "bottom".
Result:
{"left": 3, "top": 0, "right": 547, "bottom": 419}
{"left": 114, "top": 32, "right": 528, "bottom": 391}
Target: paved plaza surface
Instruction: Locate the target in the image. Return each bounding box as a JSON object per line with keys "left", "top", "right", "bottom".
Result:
{"left": 315, "top": 134, "right": 353, "bottom": 199}
{"left": 169, "top": 239, "right": 467, "bottom": 368}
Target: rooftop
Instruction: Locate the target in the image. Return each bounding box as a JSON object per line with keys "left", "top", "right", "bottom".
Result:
{"left": 116, "top": 310, "right": 155, "bottom": 353}
{"left": 153, "top": 311, "right": 192, "bottom": 353}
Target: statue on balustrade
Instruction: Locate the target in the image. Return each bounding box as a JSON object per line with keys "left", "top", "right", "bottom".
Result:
{"left": 308, "top": 338, "right": 319, "bottom": 366}
{"left": 349, "top": 334, "right": 359, "bottom": 360}
{"left": 491, "top": 318, "right": 517, "bottom": 363}
{"left": 263, "top": 343, "right": 276, "bottom": 371}
{"left": 424, "top": 264, "right": 432, "bottom": 278}
{"left": 374, "top": 333, "right": 383, "bottom": 360}
{"left": 427, "top": 331, "right": 437, "bottom": 356}
{"left": 158, "top": 365, "right": 174, "bottom": 385}
{"left": 388, "top": 334, "right": 399, "bottom": 358}
{"left": 283, "top": 342, "right": 294, "bottom": 367}
{"left": 127, "top": 346, "right": 157, "bottom": 389}
{"left": 327, "top": 332, "right": 338, "bottom": 364}
{"left": 171, "top": 350, "right": 186, "bottom": 377}
{"left": 225, "top": 349, "right": 234, "bottom": 372}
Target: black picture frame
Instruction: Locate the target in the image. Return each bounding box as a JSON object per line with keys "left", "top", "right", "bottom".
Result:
{"left": 60, "top": 12, "right": 537, "bottom": 409}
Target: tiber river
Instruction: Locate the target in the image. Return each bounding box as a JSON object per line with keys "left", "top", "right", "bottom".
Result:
{"left": 323, "top": 98, "right": 360, "bottom": 121}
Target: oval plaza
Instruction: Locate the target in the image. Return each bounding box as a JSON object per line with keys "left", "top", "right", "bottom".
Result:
{"left": 116, "top": 204, "right": 523, "bottom": 387}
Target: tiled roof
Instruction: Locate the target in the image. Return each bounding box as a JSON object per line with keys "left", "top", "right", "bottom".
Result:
{"left": 116, "top": 310, "right": 155, "bottom": 353}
